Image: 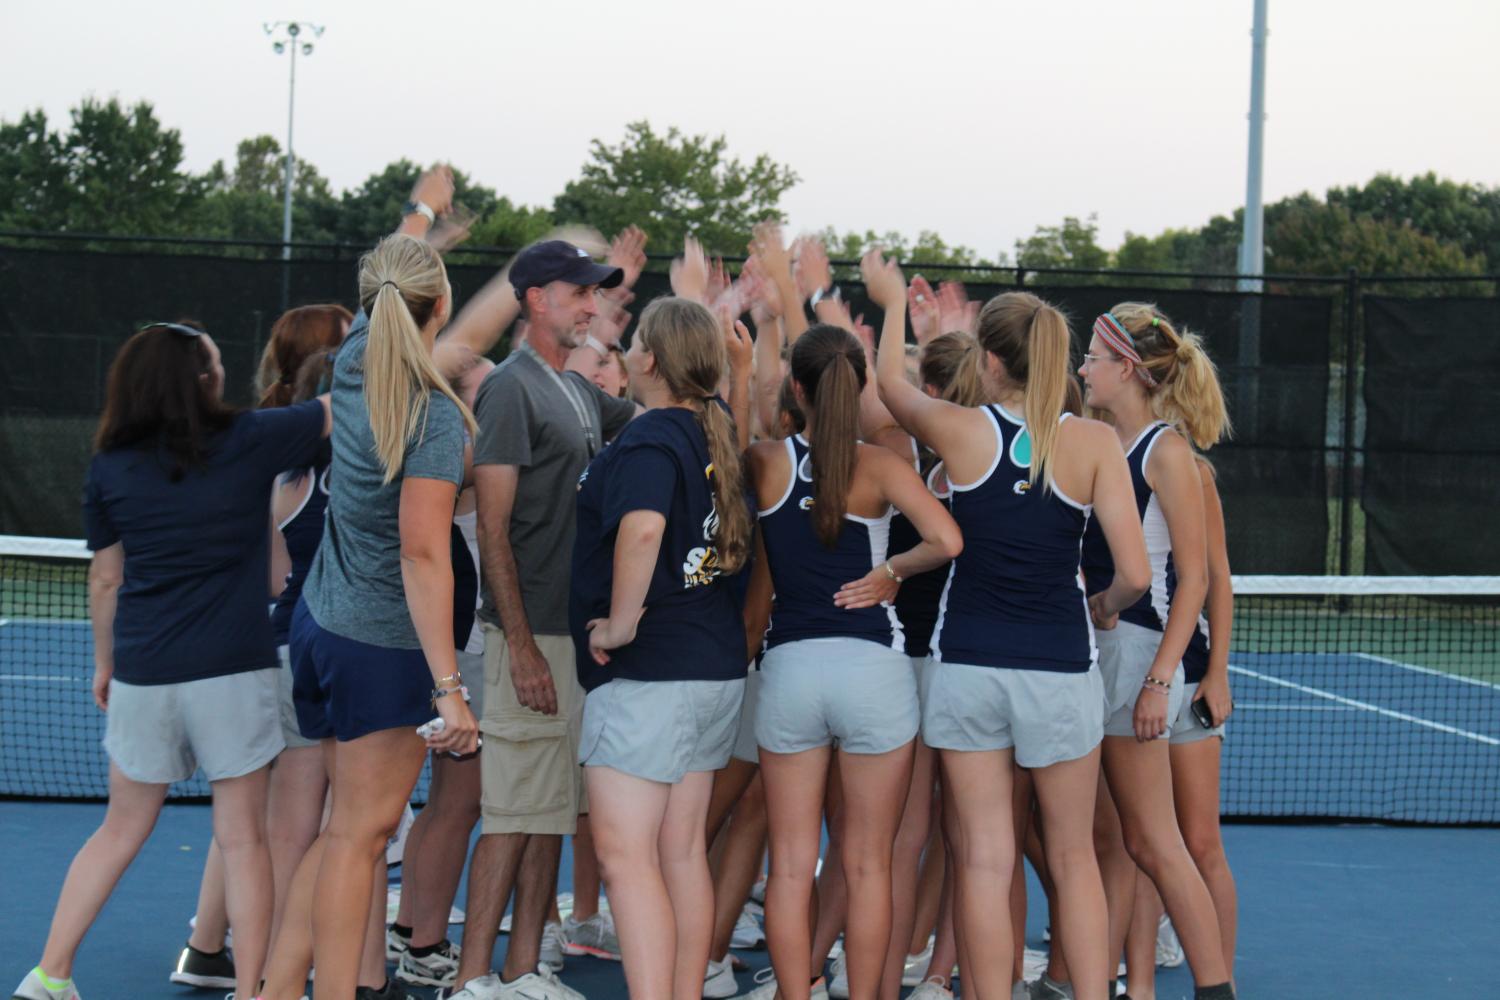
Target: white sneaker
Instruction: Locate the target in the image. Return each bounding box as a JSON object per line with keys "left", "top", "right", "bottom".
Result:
{"left": 560, "top": 912, "right": 620, "bottom": 961}
{"left": 440, "top": 972, "right": 506, "bottom": 1000}
{"left": 539, "top": 921, "right": 566, "bottom": 972}
{"left": 507, "top": 965, "right": 586, "bottom": 1000}
{"left": 387, "top": 925, "right": 412, "bottom": 962}
{"left": 827, "top": 950, "right": 848, "bottom": 999}
{"left": 396, "top": 938, "right": 462, "bottom": 987}
{"left": 12, "top": 968, "right": 82, "bottom": 1000}
{"left": 1022, "top": 947, "right": 1048, "bottom": 980}
{"left": 914, "top": 978, "right": 954, "bottom": 1000}
{"left": 748, "top": 876, "right": 767, "bottom": 905}
{"left": 732, "top": 967, "right": 828, "bottom": 1000}
{"left": 1156, "top": 914, "right": 1185, "bottom": 968}
{"left": 703, "top": 955, "right": 738, "bottom": 999}
{"left": 730, "top": 905, "right": 765, "bottom": 950}
{"left": 901, "top": 939, "right": 935, "bottom": 986}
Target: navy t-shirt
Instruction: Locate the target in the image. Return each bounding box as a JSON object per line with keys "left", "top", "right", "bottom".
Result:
{"left": 570, "top": 406, "right": 747, "bottom": 692}
{"left": 81, "top": 400, "right": 326, "bottom": 686}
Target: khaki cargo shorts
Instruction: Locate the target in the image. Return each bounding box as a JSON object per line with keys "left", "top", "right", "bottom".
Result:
{"left": 479, "top": 625, "right": 586, "bottom": 835}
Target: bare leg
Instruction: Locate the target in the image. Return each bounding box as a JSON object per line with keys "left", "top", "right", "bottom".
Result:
{"left": 658, "top": 772, "right": 717, "bottom": 1000}
{"left": 311, "top": 727, "right": 427, "bottom": 999}
{"left": 186, "top": 841, "right": 228, "bottom": 953}
{"left": 1031, "top": 747, "right": 1109, "bottom": 1000}
{"left": 937, "top": 748, "right": 1015, "bottom": 1000}
{"left": 210, "top": 766, "right": 275, "bottom": 999}
{"left": 838, "top": 742, "right": 914, "bottom": 1000}
{"left": 760, "top": 744, "right": 833, "bottom": 1000}
{"left": 359, "top": 855, "right": 390, "bottom": 989}
{"left": 709, "top": 771, "right": 768, "bottom": 961}
{"left": 500, "top": 833, "right": 563, "bottom": 981}
{"left": 36, "top": 765, "right": 167, "bottom": 980}
{"left": 1094, "top": 770, "right": 1135, "bottom": 977}
{"left": 1171, "top": 737, "right": 1237, "bottom": 983}
{"left": 587, "top": 767, "right": 673, "bottom": 997}
{"left": 1102, "top": 737, "right": 1228, "bottom": 987}
{"left": 1009, "top": 765, "right": 1033, "bottom": 988}
{"left": 266, "top": 746, "right": 328, "bottom": 945}
{"left": 400, "top": 753, "right": 482, "bottom": 946}
{"left": 879, "top": 740, "right": 933, "bottom": 1000}
{"left": 1124, "top": 869, "right": 1161, "bottom": 1000}
{"left": 572, "top": 814, "right": 603, "bottom": 921}
{"left": 259, "top": 742, "right": 338, "bottom": 1000}
{"left": 810, "top": 759, "right": 847, "bottom": 972}
{"left": 908, "top": 814, "right": 945, "bottom": 955}
{"left": 705, "top": 757, "right": 759, "bottom": 845}
{"left": 454, "top": 832, "right": 529, "bottom": 984}
{"left": 1027, "top": 815, "right": 1071, "bottom": 987}
{"left": 924, "top": 777, "right": 960, "bottom": 989}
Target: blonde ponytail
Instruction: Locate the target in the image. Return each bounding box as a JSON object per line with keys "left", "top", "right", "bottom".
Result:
{"left": 1107, "top": 302, "right": 1231, "bottom": 450}
{"left": 976, "top": 292, "right": 1073, "bottom": 493}
{"left": 359, "top": 234, "right": 478, "bottom": 484}
{"left": 919, "top": 332, "right": 987, "bottom": 407}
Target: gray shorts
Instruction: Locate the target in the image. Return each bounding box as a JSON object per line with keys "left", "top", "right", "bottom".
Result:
{"left": 731, "top": 670, "right": 763, "bottom": 764}
{"left": 1169, "top": 681, "right": 1227, "bottom": 745}
{"left": 457, "top": 649, "right": 486, "bottom": 724}
{"left": 579, "top": 678, "right": 745, "bottom": 784}
{"left": 1098, "top": 621, "right": 1186, "bottom": 739}
{"left": 755, "top": 639, "right": 919, "bottom": 756}
{"left": 277, "top": 646, "right": 318, "bottom": 750}
{"left": 103, "top": 668, "right": 285, "bottom": 784}
{"left": 922, "top": 659, "right": 1104, "bottom": 769}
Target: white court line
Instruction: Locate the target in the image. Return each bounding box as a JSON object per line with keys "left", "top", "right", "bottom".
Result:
{"left": 0, "top": 674, "right": 81, "bottom": 683}
{"left": 1229, "top": 663, "right": 1500, "bottom": 746}
{"left": 1236, "top": 703, "right": 1354, "bottom": 712}
{"left": 1352, "top": 652, "right": 1500, "bottom": 694}
{"left": 0, "top": 617, "right": 89, "bottom": 626}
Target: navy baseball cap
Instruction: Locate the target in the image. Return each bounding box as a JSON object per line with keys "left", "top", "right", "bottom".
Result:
{"left": 510, "top": 241, "right": 624, "bottom": 300}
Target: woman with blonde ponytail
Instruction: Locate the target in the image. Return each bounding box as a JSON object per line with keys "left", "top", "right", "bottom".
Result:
{"left": 256, "top": 233, "right": 479, "bottom": 1000}
{"left": 740, "top": 312, "right": 962, "bottom": 1000}
{"left": 566, "top": 296, "right": 754, "bottom": 1000}
{"left": 869, "top": 246, "right": 1157, "bottom": 1000}
{"left": 1077, "top": 303, "right": 1236, "bottom": 1000}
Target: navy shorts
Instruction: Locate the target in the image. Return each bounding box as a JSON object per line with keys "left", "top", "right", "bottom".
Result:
{"left": 290, "top": 598, "right": 433, "bottom": 742}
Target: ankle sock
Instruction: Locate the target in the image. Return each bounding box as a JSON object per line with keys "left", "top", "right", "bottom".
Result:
{"left": 390, "top": 922, "right": 413, "bottom": 939}
{"left": 33, "top": 968, "right": 73, "bottom": 992}
{"left": 1194, "top": 984, "right": 1235, "bottom": 1000}
{"left": 408, "top": 940, "right": 447, "bottom": 958}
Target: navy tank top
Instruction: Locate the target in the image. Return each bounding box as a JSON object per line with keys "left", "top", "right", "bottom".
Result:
{"left": 931, "top": 405, "right": 1094, "bottom": 673}
{"left": 758, "top": 435, "right": 903, "bottom": 651}
{"left": 270, "top": 443, "right": 332, "bottom": 646}
{"left": 891, "top": 459, "right": 953, "bottom": 659}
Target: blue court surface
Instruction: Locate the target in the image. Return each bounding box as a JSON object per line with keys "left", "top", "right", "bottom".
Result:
{"left": 1, "top": 803, "right": 1497, "bottom": 999}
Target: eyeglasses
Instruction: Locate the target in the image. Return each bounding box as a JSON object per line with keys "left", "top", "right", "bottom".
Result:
{"left": 1082, "top": 352, "right": 1122, "bottom": 365}
{"left": 141, "top": 322, "right": 204, "bottom": 339}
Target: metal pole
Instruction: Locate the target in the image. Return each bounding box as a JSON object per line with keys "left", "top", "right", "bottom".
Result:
{"left": 282, "top": 38, "right": 297, "bottom": 263}
{"left": 1238, "top": 0, "right": 1268, "bottom": 291}
{"left": 1338, "top": 269, "right": 1360, "bottom": 576}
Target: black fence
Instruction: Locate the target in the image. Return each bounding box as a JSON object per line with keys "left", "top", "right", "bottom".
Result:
{"left": 2, "top": 233, "right": 1496, "bottom": 577}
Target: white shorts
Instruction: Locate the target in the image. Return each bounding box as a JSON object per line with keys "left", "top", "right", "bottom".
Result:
{"left": 104, "top": 668, "right": 284, "bottom": 784}
{"left": 580, "top": 678, "right": 745, "bottom": 784}
{"left": 731, "top": 669, "right": 763, "bottom": 764}
{"left": 1169, "top": 681, "right": 1227, "bottom": 745}
{"left": 922, "top": 659, "right": 1104, "bottom": 768}
{"left": 756, "top": 639, "right": 919, "bottom": 756}
{"left": 1097, "top": 620, "right": 1186, "bottom": 739}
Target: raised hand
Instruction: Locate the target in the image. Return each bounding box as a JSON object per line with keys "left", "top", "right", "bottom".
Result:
{"left": 793, "top": 235, "right": 833, "bottom": 301}
{"left": 751, "top": 221, "right": 792, "bottom": 283}
{"left": 908, "top": 275, "right": 939, "bottom": 345}
{"left": 720, "top": 303, "right": 754, "bottom": 377}
{"left": 937, "top": 280, "right": 979, "bottom": 336}
{"left": 589, "top": 292, "right": 635, "bottom": 348}
{"left": 860, "top": 248, "right": 906, "bottom": 310}
{"left": 607, "top": 225, "right": 649, "bottom": 290}
{"left": 411, "top": 164, "right": 456, "bottom": 216}
{"left": 670, "top": 235, "right": 711, "bottom": 303}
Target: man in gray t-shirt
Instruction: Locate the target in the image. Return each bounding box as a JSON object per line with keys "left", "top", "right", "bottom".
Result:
{"left": 455, "top": 240, "right": 636, "bottom": 996}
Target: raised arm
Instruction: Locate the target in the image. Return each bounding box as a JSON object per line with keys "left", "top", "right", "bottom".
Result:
{"left": 720, "top": 305, "right": 755, "bottom": 452}
{"left": 753, "top": 222, "right": 808, "bottom": 345}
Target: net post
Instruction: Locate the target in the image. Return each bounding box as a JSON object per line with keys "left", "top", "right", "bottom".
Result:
{"left": 1338, "top": 268, "right": 1361, "bottom": 578}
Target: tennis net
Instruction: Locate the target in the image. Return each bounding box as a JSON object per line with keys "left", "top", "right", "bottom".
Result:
{"left": 3, "top": 536, "right": 1498, "bottom": 822}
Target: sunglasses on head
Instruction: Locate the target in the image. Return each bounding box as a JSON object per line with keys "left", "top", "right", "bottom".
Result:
{"left": 140, "top": 322, "right": 204, "bottom": 339}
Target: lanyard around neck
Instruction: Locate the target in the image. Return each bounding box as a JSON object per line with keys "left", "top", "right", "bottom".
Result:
{"left": 519, "top": 339, "right": 599, "bottom": 456}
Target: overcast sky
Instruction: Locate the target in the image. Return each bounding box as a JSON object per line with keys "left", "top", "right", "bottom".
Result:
{"left": 3, "top": 0, "right": 1496, "bottom": 257}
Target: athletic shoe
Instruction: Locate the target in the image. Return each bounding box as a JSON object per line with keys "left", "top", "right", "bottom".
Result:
{"left": 748, "top": 876, "right": 767, "bottom": 906}
{"left": 11, "top": 968, "right": 81, "bottom": 1000}
{"left": 168, "top": 941, "right": 236, "bottom": 989}
{"left": 1155, "top": 914, "right": 1184, "bottom": 968}
{"left": 356, "top": 977, "right": 412, "bottom": 1000}
{"left": 729, "top": 906, "right": 765, "bottom": 950}
{"left": 396, "top": 938, "right": 462, "bottom": 987}
{"left": 703, "top": 955, "right": 738, "bottom": 999}
{"left": 827, "top": 950, "right": 848, "bottom": 999}
{"left": 914, "top": 978, "right": 955, "bottom": 1000}
{"left": 560, "top": 912, "right": 621, "bottom": 961}
{"left": 1022, "top": 947, "right": 1048, "bottom": 980}
{"left": 731, "top": 967, "right": 829, "bottom": 1000}
{"left": 1029, "top": 975, "right": 1074, "bottom": 1000}
{"left": 439, "top": 973, "right": 506, "bottom": 1000}
{"left": 539, "top": 921, "right": 566, "bottom": 973}
{"left": 901, "top": 939, "right": 935, "bottom": 986}
{"left": 387, "top": 925, "right": 413, "bottom": 962}
{"left": 1010, "top": 982, "right": 1028, "bottom": 1000}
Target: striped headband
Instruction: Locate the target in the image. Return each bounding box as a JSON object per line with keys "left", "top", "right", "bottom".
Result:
{"left": 1092, "top": 312, "right": 1158, "bottom": 387}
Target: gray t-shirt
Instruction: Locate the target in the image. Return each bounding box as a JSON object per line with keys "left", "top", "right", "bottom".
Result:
{"left": 304, "top": 319, "right": 466, "bottom": 648}
{"left": 473, "top": 341, "right": 635, "bottom": 634}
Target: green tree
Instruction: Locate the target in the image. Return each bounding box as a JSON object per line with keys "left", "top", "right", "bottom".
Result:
{"left": 0, "top": 98, "right": 199, "bottom": 236}
{"left": 336, "top": 159, "right": 499, "bottom": 245}
{"left": 552, "top": 121, "right": 799, "bottom": 256}
{"left": 1326, "top": 172, "right": 1500, "bottom": 269}
{"left": 189, "top": 135, "right": 339, "bottom": 243}
{"left": 1014, "top": 215, "right": 1110, "bottom": 282}
{"left": 464, "top": 196, "right": 555, "bottom": 250}
{"left": 1267, "top": 202, "right": 1484, "bottom": 278}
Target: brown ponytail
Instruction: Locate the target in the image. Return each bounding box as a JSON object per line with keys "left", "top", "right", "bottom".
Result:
{"left": 255, "top": 304, "right": 353, "bottom": 409}
{"left": 634, "top": 297, "right": 751, "bottom": 574}
{"left": 919, "top": 331, "right": 987, "bottom": 407}
{"left": 791, "top": 324, "right": 866, "bottom": 548}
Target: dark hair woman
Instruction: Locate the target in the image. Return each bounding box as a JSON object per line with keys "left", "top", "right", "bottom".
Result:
{"left": 13, "top": 321, "right": 331, "bottom": 1000}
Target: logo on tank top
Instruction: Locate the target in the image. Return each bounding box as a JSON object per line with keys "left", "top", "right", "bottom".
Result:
{"left": 799, "top": 496, "right": 815, "bottom": 511}
{"left": 1012, "top": 480, "right": 1032, "bottom": 495}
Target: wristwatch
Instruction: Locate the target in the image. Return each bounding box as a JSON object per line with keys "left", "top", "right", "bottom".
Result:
{"left": 401, "top": 200, "right": 436, "bottom": 225}
{"left": 809, "top": 284, "right": 841, "bottom": 308}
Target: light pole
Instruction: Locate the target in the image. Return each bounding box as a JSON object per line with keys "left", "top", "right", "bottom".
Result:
{"left": 264, "top": 21, "right": 324, "bottom": 262}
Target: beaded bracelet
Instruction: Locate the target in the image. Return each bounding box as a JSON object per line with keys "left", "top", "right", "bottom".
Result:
{"left": 1141, "top": 675, "right": 1172, "bottom": 696}
{"left": 435, "top": 672, "right": 462, "bottom": 686}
